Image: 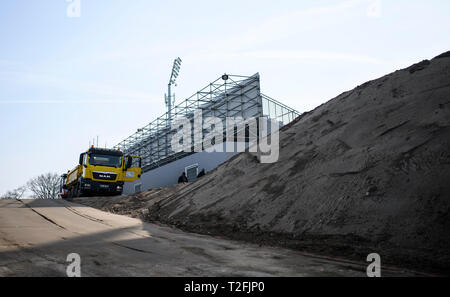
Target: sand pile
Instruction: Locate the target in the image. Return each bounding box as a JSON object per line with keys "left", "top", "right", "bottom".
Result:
{"left": 77, "top": 51, "right": 450, "bottom": 273}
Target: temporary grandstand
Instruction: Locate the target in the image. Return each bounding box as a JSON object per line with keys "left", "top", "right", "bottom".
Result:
{"left": 115, "top": 73, "right": 300, "bottom": 193}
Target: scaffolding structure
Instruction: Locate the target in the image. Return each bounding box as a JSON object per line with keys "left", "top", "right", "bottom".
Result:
{"left": 115, "top": 73, "right": 300, "bottom": 172}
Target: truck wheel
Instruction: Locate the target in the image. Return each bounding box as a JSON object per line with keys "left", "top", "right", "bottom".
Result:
{"left": 76, "top": 184, "right": 83, "bottom": 198}
{"left": 78, "top": 187, "right": 84, "bottom": 198}
{"left": 66, "top": 187, "right": 73, "bottom": 200}
{"left": 73, "top": 183, "right": 80, "bottom": 198}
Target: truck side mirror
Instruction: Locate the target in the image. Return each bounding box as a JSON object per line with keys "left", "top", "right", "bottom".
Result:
{"left": 79, "top": 154, "right": 84, "bottom": 165}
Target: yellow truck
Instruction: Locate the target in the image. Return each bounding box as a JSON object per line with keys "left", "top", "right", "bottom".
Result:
{"left": 63, "top": 147, "right": 141, "bottom": 198}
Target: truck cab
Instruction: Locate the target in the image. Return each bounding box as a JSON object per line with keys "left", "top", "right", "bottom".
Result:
{"left": 65, "top": 147, "right": 141, "bottom": 198}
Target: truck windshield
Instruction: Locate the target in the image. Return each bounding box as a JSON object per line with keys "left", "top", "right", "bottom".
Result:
{"left": 89, "top": 154, "right": 122, "bottom": 168}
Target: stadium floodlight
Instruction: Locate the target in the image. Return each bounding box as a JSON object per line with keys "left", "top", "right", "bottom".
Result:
{"left": 166, "top": 57, "right": 182, "bottom": 126}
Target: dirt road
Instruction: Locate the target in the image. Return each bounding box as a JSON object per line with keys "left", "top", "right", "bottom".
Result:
{"left": 0, "top": 199, "right": 422, "bottom": 277}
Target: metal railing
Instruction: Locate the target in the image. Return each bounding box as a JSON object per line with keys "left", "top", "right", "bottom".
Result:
{"left": 115, "top": 73, "right": 300, "bottom": 172}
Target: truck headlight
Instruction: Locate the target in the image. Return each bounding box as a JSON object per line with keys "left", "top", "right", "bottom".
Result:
{"left": 116, "top": 186, "right": 123, "bottom": 191}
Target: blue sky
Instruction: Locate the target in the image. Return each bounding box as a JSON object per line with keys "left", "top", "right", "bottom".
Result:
{"left": 1, "top": 0, "right": 449, "bottom": 194}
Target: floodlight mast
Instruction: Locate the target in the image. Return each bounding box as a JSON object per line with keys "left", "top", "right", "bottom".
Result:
{"left": 166, "top": 57, "right": 182, "bottom": 127}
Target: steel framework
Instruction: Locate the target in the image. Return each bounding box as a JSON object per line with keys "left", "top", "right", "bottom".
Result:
{"left": 115, "top": 73, "right": 300, "bottom": 172}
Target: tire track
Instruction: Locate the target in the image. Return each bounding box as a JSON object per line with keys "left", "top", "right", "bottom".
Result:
{"left": 17, "top": 200, "right": 66, "bottom": 230}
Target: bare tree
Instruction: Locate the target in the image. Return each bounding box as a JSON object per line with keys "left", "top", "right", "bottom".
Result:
{"left": 0, "top": 186, "right": 27, "bottom": 199}
{"left": 27, "top": 173, "right": 60, "bottom": 199}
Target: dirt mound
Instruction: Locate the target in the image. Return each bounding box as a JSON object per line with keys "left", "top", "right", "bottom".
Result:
{"left": 73, "top": 184, "right": 188, "bottom": 217}
{"left": 77, "top": 52, "right": 450, "bottom": 274}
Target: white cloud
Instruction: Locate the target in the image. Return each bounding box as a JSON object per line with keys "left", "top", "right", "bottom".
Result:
{"left": 0, "top": 99, "right": 154, "bottom": 104}
{"left": 236, "top": 50, "right": 383, "bottom": 64}
{"left": 184, "top": 0, "right": 384, "bottom": 66}
{"left": 0, "top": 70, "right": 157, "bottom": 103}
{"left": 214, "top": 0, "right": 380, "bottom": 51}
